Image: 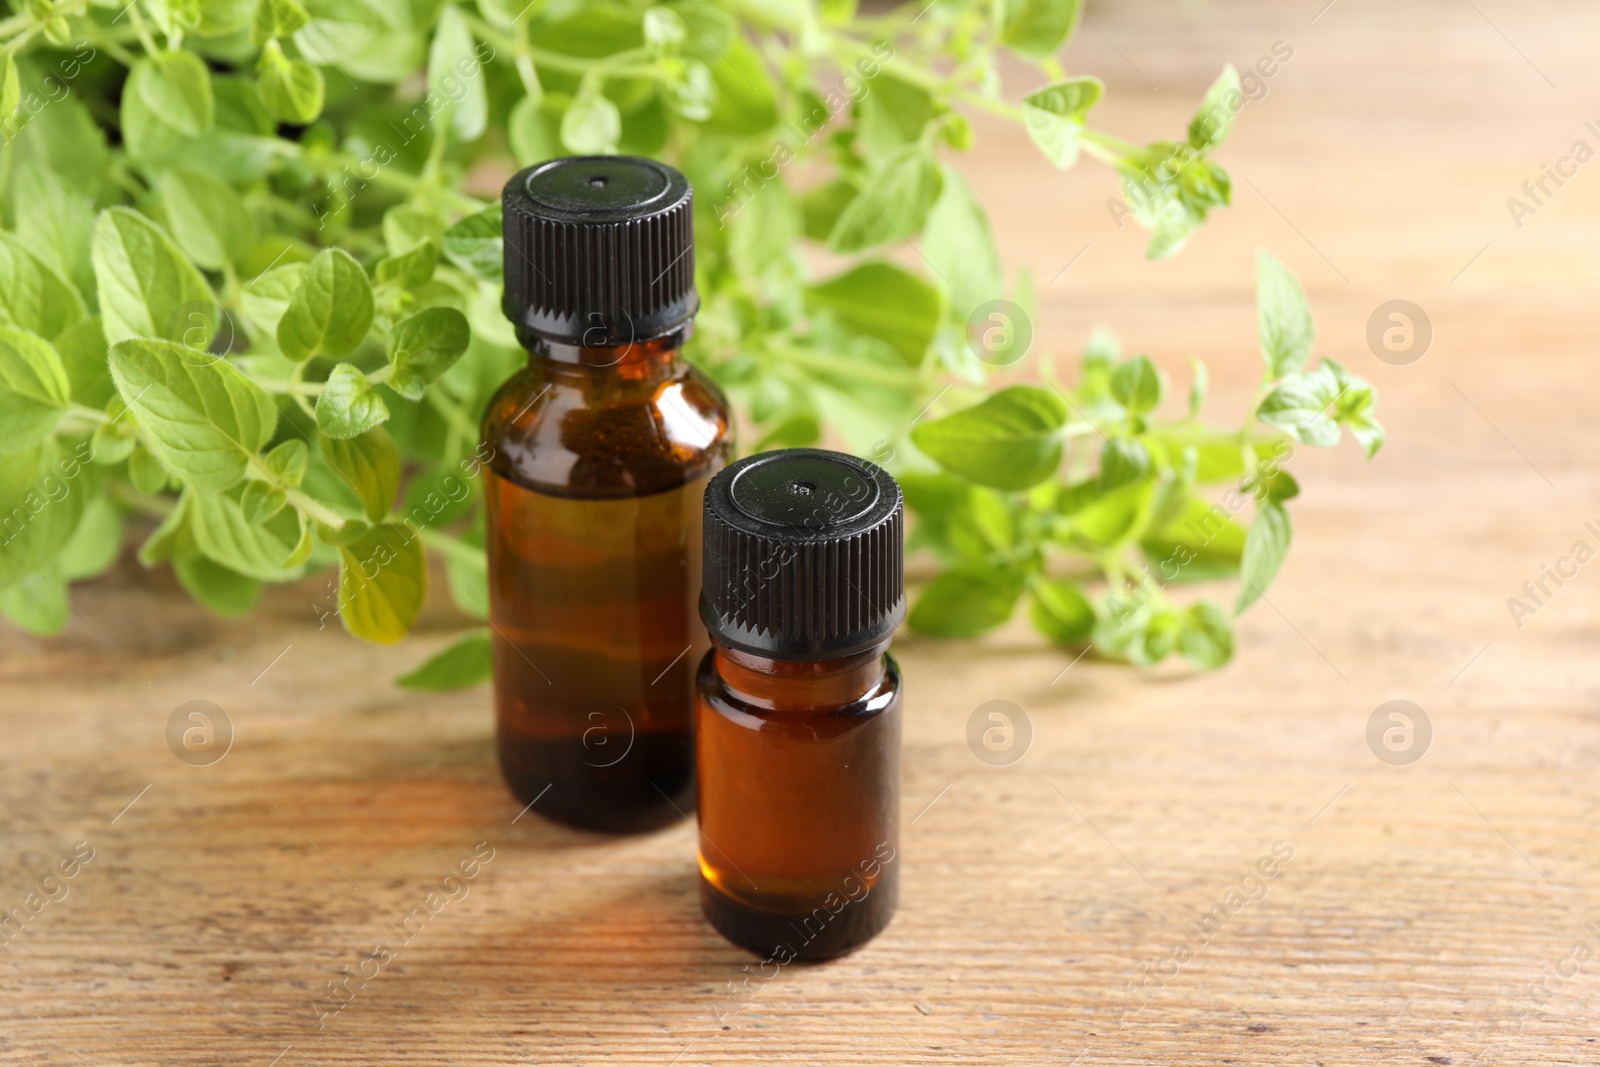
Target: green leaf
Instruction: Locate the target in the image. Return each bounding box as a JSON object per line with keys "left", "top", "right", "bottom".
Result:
{"left": 401, "top": 466, "right": 476, "bottom": 528}
{"left": 383, "top": 206, "right": 444, "bottom": 255}
{"left": 252, "top": 0, "right": 309, "bottom": 44}
{"left": 257, "top": 42, "right": 325, "bottom": 124}
{"left": 56, "top": 318, "right": 112, "bottom": 409}
{"left": 1120, "top": 145, "right": 1232, "bottom": 260}
{"left": 1000, "top": 0, "right": 1085, "bottom": 57}
{"left": 804, "top": 262, "right": 943, "bottom": 364}
{"left": 0, "top": 232, "right": 87, "bottom": 341}
{"left": 294, "top": 1, "right": 426, "bottom": 83}
{"left": 128, "top": 444, "right": 172, "bottom": 494}
{"left": 705, "top": 35, "right": 776, "bottom": 134}
{"left": 908, "top": 565, "right": 1026, "bottom": 637}
{"left": 58, "top": 495, "right": 122, "bottom": 581}
{"left": 665, "top": 61, "right": 716, "bottom": 125}
{"left": 440, "top": 209, "right": 503, "bottom": 283}
{"left": 1139, "top": 495, "right": 1245, "bottom": 582}
{"left": 157, "top": 168, "right": 256, "bottom": 271}
{"left": 264, "top": 439, "right": 308, "bottom": 487}
{"left": 1235, "top": 499, "right": 1291, "bottom": 615}
{"left": 0, "top": 565, "right": 67, "bottom": 635}
{"left": 508, "top": 96, "right": 556, "bottom": 165}
{"left": 0, "top": 52, "right": 18, "bottom": 123}
{"left": 10, "top": 167, "right": 95, "bottom": 310}
{"left": 427, "top": 5, "right": 488, "bottom": 142}
{"left": 643, "top": 7, "right": 686, "bottom": 50}
{"left": 122, "top": 50, "right": 215, "bottom": 160}
{"left": 277, "top": 249, "right": 374, "bottom": 362}
{"left": 901, "top": 472, "right": 1012, "bottom": 561}
{"left": 856, "top": 74, "right": 935, "bottom": 164}
{"left": 396, "top": 629, "right": 492, "bottom": 689}
{"left": 1188, "top": 65, "right": 1241, "bottom": 154}
{"left": 800, "top": 177, "right": 856, "bottom": 242}
{"left": 173, "top": 552, "right": 263, "bottom": 617}
{"left": 338, "top": 522, "right": 426, "bottom": 644}
{"left": 0, "top": 440, "right": 97, "bottom": 587}
{"left": 91, "top": 208, "right": 217, "bottom": 348}
{"left": 137, "top": 489, "right": 191, "bottom": 567}
{"left": 922, "top": 165, "right": 1003, "bottom": 319}
{"left": 1256, "top": 363, "right": 1344, "bottom": 448}
{"left": 1345, "top": 411, "right": 1386, "bottom": 459}
{"left": 827, "top": 146, "right": 943, "bottom": 255}
{"left": 240, "top": 263, "right": 304, "bottom": 336}
{"left": 728, "top": 184, "right": 800, "bottom": 278}
{"left": 561, "top": 87, "right": 621, "bottom": 154}
{"left": 323, "top": 428, "right": 399, "bottom": 523}
{"left": 1318, "top": 357, "right": 1384, "bottom": 457}
{"left": 912, "top": 385, "right": 1067, "bottom": 491}
{"left": 1179, "top": 601, "right": 1234, "bottom": 669}
{"left": 0, "top": 327, "right": 70, "bottom": 455}
{"left": 107, "top": 338, "right": 277, "bottom": 490}
{"left": 387, "top": 307, "right": 470, "bottom": 400}
{"left": 239, "top": 481, "right": 288, "bottom": 524}
{"left": 376, "top": 238, "right": 440, "bottom": 289}
{"left": 188, "top": 487, "right": 303, "bottom": 581}
{"left": 1099, "top": 438, "right": 1150, "bottom": 492}
{"left": 752, "top": 409, "right": 820, "bottom": 452}
{"left": 1054, "top": 477, "right": 1103, "bottom": 517}
{"left": 315, "top": 363, "right": 389, "bottom": 439}
{"left": 1256, "top": 249, "right": 1314, "bottom": 379}
{"left": 1190, "top": 441, "right": 1245, "bottom": 483}
{"left": 1110, "top": 354, "right": 1162, "bottom": 415}
{"left": 1021, "top": 77, "right": 1101, "bottom": 168}
{"left": 1068, "top": 481, "right": 1153, "bottom": 548}
{"left": 1029, "top": 578, "right": 1096, "bottom": 644}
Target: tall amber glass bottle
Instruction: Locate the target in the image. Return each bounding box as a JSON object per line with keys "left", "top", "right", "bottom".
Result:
{"left": 482, "top": 156, "right": 731, "bottom": 833}
{"left": 696, "top": 450, "right": 904, "bottom": 960}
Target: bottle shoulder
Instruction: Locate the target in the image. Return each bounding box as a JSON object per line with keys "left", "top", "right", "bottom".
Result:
{"left": 482, "top": 360, "right": 732, "bottom": 498}
{"left": 696, "top": 650, "right": 901, "bottom": 730}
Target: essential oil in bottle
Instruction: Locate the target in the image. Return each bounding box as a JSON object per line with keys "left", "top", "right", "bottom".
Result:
{"left": 695, "top": 449, "right": 903, "bottom": 960}
{"left": 481, "top": 156, "right": 731, "bottom": 833}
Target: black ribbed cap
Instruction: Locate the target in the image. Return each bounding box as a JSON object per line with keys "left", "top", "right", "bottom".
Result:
{"left": 702, "top": 449, "right": 904, "bottom": 661}
{"left": 501, "top": 156, "right": 697, "bottom": 346}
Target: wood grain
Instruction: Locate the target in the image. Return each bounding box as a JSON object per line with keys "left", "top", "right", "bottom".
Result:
{"left": 5, "top": 0, "right": 1600, "bottom": 1063}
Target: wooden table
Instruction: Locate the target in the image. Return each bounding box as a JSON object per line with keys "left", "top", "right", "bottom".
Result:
{"left": 5, "top": 1, "right": 1598, "bottom": 1062}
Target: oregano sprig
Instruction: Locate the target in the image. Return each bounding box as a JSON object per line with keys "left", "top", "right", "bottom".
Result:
{"left": 0, "top": 0, "right": 1380, "bottom": 685}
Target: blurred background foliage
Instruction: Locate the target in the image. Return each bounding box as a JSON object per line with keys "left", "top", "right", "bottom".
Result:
{"left": 0, "top": 0, "right": 1380, "bottom": 681}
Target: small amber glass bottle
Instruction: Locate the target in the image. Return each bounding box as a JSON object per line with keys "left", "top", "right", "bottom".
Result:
{"left": 695, "top": 449, "right": 904, "bottom": 960}
{"left": 481, "top": 156, "right": 731, "bottom": 833}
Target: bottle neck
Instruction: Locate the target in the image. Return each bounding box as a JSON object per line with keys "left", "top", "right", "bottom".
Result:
{"left": 710, "top": 637, "right": 891, "bottom": 714}
{"left": 519, "top": 326, "right": 690, "bottom": 383}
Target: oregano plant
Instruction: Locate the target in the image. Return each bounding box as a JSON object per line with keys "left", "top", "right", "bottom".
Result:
{"left": 903, "top": 249, "right": 1382, "bottom": 670}
{"left": 0, "top": 0, "right": 1382, "bottom": 684}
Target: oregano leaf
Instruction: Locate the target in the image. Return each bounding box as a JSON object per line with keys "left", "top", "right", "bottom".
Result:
{"left": 338, "top": 522, "right": 426, "bottom": 644}
{"left": 315, "top": 363, "right": 388, "bottom": 439}
{"left": 107, "top": 338, "right": 277, "bottom": 490}
{"left": 0, "top": 326, "right": 71, "bottom": 455}
{"left": 278, "top": 248, "right": 374, "bottom": 362}
{"left": 911, "top": 385, "right": 1068, "bottom": 490}
{"left": 91, "top": 207, "right": 217, "bottom": 348}
{"left": 396, "top": 629, "right": 492, "bottom": 689}
{"left": 323, "top": 427, "right": 399, "bottom": 523}
{"left": 1235, "top": 500, "right": 1291, "bottom": 615}
{"left": 387, "top": 307, "right": 470, "bottom": 401}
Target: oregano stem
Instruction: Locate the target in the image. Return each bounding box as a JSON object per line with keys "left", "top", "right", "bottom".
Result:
{"left": 285, "top": 487, "right": 346, "bottom": 529}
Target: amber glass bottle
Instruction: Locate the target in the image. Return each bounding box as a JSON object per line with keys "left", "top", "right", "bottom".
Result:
{"left": 482, "top": 156, "right": 731, "bottom": 833}
{"left": 696, "top": 449, "right": 904, "bottom": 960}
